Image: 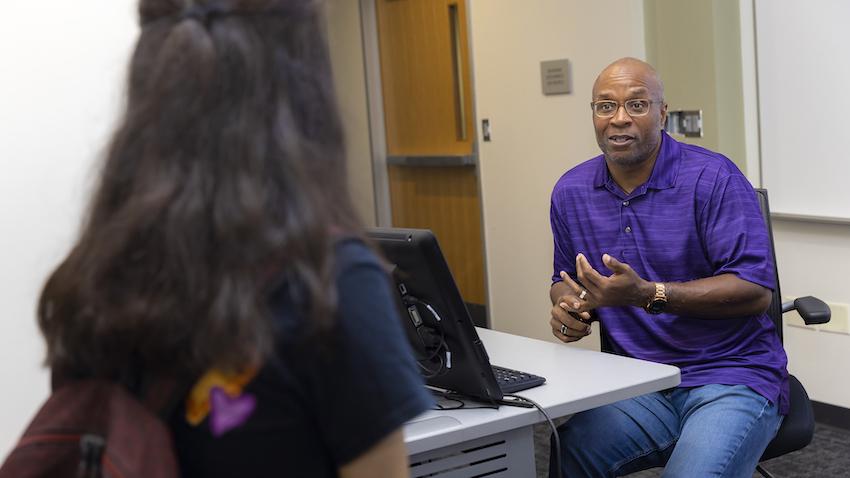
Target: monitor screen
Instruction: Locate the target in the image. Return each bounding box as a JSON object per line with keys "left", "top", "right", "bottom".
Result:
{"left": 367, "top": 227, "right": 504, "bottom": 402}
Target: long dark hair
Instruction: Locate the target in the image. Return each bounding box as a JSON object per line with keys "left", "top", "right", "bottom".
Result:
{"left": 38, "top": 0, "right": 359, "bottom": 378}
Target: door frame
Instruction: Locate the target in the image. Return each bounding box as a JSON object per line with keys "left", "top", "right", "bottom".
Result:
{"left": 359, "top": 0, "right": 393, "bottom": 227}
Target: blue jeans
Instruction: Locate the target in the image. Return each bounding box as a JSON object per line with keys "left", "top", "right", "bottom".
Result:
{"left": 551, "top": 384, "right": 783, "bottom": 478}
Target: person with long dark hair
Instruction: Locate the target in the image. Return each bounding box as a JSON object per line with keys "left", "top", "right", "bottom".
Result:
{"left": 36, "top": 0, "right": 431, "bottom": 476}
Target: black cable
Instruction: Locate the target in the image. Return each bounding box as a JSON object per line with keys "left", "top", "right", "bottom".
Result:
{"left": 402, "top": 295, "right": 451, "bottom": 378}
{"left": 504, "top": 394, "right": 562, "bottom": 478}
{"left": 417, "top": 351, "right": 443, "bottom": 378}
{"left": 416, "top": 331, "right": 450, "bottom": 379}
{"left": 415, "top": 327, "right": 449, "bottom": 378}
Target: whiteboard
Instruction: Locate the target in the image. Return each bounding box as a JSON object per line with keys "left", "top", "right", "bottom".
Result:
{"left": 755, "top": 0, "right": 850, "bottom": 221}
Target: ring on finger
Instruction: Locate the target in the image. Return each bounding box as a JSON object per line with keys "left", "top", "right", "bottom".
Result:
{"left": 560, "top": 324, "right": 568, "bottom": 335}
{"left": 579, "top": 289, "right": 588, "bottom": 300}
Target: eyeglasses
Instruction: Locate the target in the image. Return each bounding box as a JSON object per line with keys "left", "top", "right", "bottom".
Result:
{"left": 590, "top": 99, "right": 661, "bottom": 118}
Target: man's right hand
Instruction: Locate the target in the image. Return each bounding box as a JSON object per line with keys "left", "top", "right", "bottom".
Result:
{"left": 550, "top": 272, "right": 594, "bottom": 343}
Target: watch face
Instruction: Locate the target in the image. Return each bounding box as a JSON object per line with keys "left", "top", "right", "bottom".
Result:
{"left": 647, "top": 299, "right": 666, "bottom": 314}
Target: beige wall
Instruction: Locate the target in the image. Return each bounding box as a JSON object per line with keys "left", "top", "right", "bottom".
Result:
{"left": 774, "top": 220, "right": 850, "bottom": 409}
{"left": 325, "top": 1, "right": 377, "bottom": 226}
{"left": 467, "top": 0, "right": 646, "bottom": 347}
{"left": 710, "top": 1, "right": 747, "bottom": 170}
{"left": 644, "top": 0, "right": 747, "bottom": 171}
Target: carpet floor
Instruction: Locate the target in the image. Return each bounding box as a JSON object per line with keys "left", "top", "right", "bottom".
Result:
{"left": 534, "top": 421, "right": 850, "bottom": 477}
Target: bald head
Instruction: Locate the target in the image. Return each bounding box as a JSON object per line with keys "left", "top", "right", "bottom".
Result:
{"left": 593, "top": 57, "right": 664, "bottom": 101}
{"left": 590, "top": 57, "right": 668, "bottom": 169}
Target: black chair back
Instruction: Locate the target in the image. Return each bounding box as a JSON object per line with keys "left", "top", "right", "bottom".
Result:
{"left": 755, "top": 188, "right": 784, "bottom": 343}
{"left": 754, "top": 189, "right": 815, "bottom": 462}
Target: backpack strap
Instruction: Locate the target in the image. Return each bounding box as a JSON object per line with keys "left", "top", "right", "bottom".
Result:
{"left": 51, "top": 367, "right": 195, "bottom": 422}
{"left": 113, "top": 353, "right": 197, "bottom": 421}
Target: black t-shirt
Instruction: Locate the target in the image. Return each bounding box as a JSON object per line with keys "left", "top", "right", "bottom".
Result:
{"left": 171, "top": 239, "right": 433, "bottom": 477}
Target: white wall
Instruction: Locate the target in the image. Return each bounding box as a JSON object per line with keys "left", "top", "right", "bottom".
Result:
{"left": 0, "top": 1, "right": 138, "bottom": 454}
{"left": 467, "top": 0, "right": 645, "bottom": 347}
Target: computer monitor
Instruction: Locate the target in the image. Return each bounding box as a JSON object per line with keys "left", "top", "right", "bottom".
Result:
{"left": 368, "top": 227, "right": 542, "bottom": 403}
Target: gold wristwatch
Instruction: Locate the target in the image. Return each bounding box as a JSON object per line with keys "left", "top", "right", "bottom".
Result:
{"left": 644, "top": 282, "right": 668, "bottom": 315}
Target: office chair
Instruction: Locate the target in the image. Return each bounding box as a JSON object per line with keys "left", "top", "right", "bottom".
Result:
{"left": 752, "top": 188, "right": 830, "bottom": 477}
{"left": 597, "top": 188, "right": 830, "bottom": 478}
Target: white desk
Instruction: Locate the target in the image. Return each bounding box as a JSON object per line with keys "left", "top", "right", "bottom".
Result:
{"left": 404, "top": 328, "right": 680, "bottom": 477}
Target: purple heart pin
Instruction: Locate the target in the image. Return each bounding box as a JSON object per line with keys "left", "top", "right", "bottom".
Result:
{"left": 209, "top": 386, "right": 257, "bottom": 437}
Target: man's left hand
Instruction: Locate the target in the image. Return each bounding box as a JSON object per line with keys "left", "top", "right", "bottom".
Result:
{"left": 575, "top": 253, "right": 653, "bottom": 310}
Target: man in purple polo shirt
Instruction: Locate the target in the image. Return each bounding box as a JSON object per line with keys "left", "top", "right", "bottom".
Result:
{"left": 548, "top": 57, "right": 787, "bottom": 477}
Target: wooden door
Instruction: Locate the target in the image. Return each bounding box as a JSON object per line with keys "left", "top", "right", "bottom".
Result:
{"left": 375, "top": 0, "right": 487, "bottom": 323}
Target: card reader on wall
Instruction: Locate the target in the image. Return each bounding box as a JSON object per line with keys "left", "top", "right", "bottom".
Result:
{"left": 666, "top": 110, "right": 703, "bottom": 138}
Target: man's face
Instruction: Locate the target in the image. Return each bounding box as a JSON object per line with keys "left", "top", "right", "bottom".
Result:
{"left": 592, "top": 64, "right": 667, "bottom": 167}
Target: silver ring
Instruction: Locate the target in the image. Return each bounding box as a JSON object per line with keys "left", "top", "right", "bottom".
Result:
{"left": 579, "top": 289, "right": 588, "bottom": 300}
{"left": 560, "top": 324, "right": 568, "bottom": 335}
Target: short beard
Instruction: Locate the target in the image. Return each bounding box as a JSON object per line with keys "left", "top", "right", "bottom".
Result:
{"left": 604, "top": 151, "right": 648, "bottom": 168}
{"left": 605, "top": 154, "right": 646, "bottom": 168}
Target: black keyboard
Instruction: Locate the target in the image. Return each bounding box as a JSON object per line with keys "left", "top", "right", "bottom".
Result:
{"left": 491, "top": 365, "right": 546, "bottom": 393}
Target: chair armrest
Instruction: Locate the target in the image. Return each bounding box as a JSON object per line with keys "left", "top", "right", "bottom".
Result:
{"left": 781, "top": 296, "right": 831, "bottom": 325}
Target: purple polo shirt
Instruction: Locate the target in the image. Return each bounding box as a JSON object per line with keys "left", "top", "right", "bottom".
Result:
{"left": 550, "top": 132, "right": 789, "bottom": 414}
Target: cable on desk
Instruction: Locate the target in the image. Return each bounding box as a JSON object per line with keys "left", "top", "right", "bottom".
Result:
{"left": 503, "top": 393, "right": 562, "bottom": 478}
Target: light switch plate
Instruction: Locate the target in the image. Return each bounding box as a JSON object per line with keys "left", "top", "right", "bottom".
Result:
{"left": 666, "top": 110, "right": 703, "bottom": 137}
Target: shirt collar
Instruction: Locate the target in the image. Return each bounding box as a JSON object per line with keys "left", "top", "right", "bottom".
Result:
{"left": 592, "top": 131, "right": 680, "bottom": 191}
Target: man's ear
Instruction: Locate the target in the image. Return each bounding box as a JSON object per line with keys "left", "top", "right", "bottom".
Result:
{"left": 659, "top": 102, "right": 668, "bottom": 130}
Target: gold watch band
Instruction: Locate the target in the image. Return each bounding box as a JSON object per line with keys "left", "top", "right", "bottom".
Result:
{"left": 645, "top": 282, "right": 668, "bottom": 313}
{"left": 654, "top": 282, "right": 667, "bottom": 302}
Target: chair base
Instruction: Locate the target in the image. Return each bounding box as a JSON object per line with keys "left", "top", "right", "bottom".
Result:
{"left": 756, "top": 464, "right": 776, "bottom": 478}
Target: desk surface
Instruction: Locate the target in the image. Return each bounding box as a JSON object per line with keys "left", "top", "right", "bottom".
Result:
{"left": 404, "top": 327, "right": 680, "bottom": 455}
